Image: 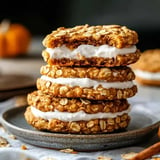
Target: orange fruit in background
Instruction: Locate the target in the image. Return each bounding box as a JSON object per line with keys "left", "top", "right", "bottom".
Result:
{"left": 0, "top": 19, "right": 31, "bottom": 58}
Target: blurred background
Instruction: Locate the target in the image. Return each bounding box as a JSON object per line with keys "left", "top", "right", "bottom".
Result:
{"left": 0, "top": 0, "right": 160, "bottom": 51}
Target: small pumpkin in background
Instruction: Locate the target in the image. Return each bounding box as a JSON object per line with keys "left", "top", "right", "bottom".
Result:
{"left": 0, "top": 19, "right": 31, "bottom": 58}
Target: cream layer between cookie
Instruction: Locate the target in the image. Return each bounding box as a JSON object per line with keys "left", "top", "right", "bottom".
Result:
{"left": 134, "top": 69, "right": 160, "bottom": 80}
{"left": 31, "top": 106, "right": 131, "bottom": 122}
{"left": 46, "top": 44, "right": 137, "bottom": 59}
{"left": 40, "top": 75, "right": 134, "bottom": 89}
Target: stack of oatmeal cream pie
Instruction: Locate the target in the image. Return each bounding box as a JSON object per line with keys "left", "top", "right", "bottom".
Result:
{"left": 24, "top": 24, "right": 140, "bottom": 134}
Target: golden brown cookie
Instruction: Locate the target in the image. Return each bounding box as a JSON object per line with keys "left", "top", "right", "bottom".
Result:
{"left": 42, "top": 24, "right": 140, "bottom": 67}
{"left": 131, "top": 49, "right": 160, "bottom": 85}
{"left": 24, "top": 106, "right": 130, "bottom": 134}
{"left": 27, "top": 90, "right": 130, "bottom": 113}
{"left": 42, "top": 49, "right": 140, "bottom": 67}
{"left": 24, "top": 24, "right": 139, "bottom": 135}
{"left": 40, "top": 65, "right": 135, "bottom": 82}
{"left": 42, "top": 24, "right": 138, "bottom": 49}
{"left": 36, "top": 77, "right": 137, "bottom": 100}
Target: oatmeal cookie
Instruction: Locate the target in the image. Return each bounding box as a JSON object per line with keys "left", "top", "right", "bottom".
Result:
{"left": 27, "top": 90, "right": 130, "bottom": 113}
{"left": 36, "top": 77, "right": 137, "bottom": 100}
{"left": 42, "top": 24, "right": 138, "bottom": 49}
{"left": 24, "top": 24, "right": 140, "bottom": 135}
{"left": 42, "top": 49, "right": 140, "bottom": 67}
{"left": 42, "top": 24, "right": 140, "bottom": 67}
{"left": 24, "top": 106, "right": 130, "bottom": 134}
{"left": 131, "top": 49, "right": 160, "bottom": 85}
{"left": 40, "top": 65, "right": 135, "bottom": 81}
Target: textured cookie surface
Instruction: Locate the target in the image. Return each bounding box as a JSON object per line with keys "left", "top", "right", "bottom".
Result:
{"left": 25, "top": 24, "right": 139, "bottom": 134}
{"left": 28, "top": 90, "right": 130, "bottom": 113}
{"left": 42, "top": 49, "right": 140, "bottom": 67}
{"left": 24, "top": 106, "right": 130, "bottom": 134}
{"left": 40, "top": 65, "right": 135, "bottom": 81}
{"left": 36, "top": 78, "right": 137, "bottom": 100}
{"left": 131, "top": 49, "right": 160, "bottom": 72}
{"left": 42, "top": 24, "right": 138, "bottom": 49}
{"left": 131, "top": 49, "right": 160, "bottom": 85}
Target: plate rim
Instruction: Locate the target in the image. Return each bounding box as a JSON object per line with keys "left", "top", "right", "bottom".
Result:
{"left": 1, "top": 106, "right": 160, "bottom": 139}
{"left": 1, "top": 105, "right": 160, "bottom": 151}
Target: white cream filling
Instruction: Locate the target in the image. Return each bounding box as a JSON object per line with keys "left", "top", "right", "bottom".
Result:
{"left": 134, "top": 69, "right": 160, "bottom": 80}
{"left": 31, "top": 106, "right": 130, "bottom": 122}
{"left": 46, "top": 44, "right": 137, "bottom": 59}
{"left": 41, "top": 75, "right": 134, "bottom": 89}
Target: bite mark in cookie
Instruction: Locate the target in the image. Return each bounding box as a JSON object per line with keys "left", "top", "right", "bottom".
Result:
{"left": 24, "top": 24, "right": 140, "bottom": 134}
{"left": 42, "top": 24, "right": 138, "bottom": 49}
{"left": 42, "top": 24, "right": 140, "bottom": 67}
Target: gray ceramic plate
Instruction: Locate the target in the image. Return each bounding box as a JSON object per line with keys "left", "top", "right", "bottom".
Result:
{"left": 0, "top": 105, "right": 160, "bottom": 151}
